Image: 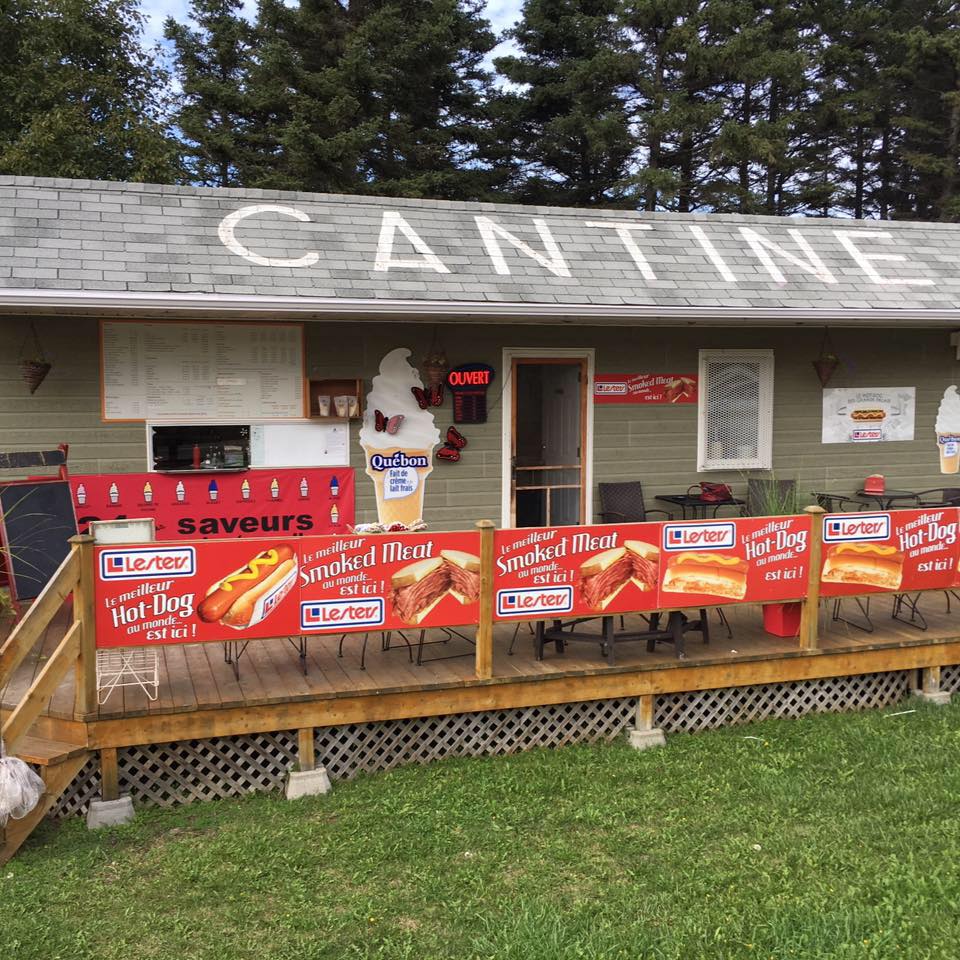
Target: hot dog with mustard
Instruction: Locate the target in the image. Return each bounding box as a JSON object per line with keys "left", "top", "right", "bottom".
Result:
{"left": 197, "top": 544, "right": 297, "bottom": 627}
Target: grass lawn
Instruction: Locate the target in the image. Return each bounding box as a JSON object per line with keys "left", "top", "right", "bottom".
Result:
{"left": 3, "top": 700, "right": 960, "bottom": 960}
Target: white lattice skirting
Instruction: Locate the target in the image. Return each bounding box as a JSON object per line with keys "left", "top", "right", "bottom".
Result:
{"left": 49, "top": 667, "right": 946, "bottom": 819}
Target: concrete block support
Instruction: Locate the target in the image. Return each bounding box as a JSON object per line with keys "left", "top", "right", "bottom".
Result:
{"left": 86, "top": 796, "right": 135, "bottom": 829}
{"left": 916, "top": 666, "right": 952, "bottom": 706}
{"left": 628, "top": 694, "right": 667, "bottom": 751}
{"left": 284, "top": 766, "right": 332, "bottom": 800}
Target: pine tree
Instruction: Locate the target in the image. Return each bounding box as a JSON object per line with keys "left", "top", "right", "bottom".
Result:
{"left": 624, "top": 0, "right": 727, "bottom": 212}
{"left": 323, "top": 0, "right": 497, "bottom": 198}
{"left": 0, "top": 0, "right": 180, "bottom": 182}
{"left": 492, "top": 0, "right": 637, "bottom": 207}
{"left": 165, "top": 0, "right": 255, "bottom": 187}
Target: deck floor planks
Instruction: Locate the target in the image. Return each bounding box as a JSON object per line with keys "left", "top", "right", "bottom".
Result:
{"left": 7, "top": 599, "right": 960, "bottom": 726}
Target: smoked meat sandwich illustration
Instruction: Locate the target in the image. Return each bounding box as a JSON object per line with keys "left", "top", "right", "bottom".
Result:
{"left": 391, "top": 550, "right": 481, "bottom": 624}
{"left": 578, "top": 540, "right": 660, "bottom": 611}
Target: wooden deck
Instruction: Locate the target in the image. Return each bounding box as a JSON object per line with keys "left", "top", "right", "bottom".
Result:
{"left": 4, "top": 592, "right": 960, "bottom": 750}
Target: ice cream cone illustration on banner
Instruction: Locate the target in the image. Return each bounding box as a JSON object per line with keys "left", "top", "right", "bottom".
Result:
{"left": 360, "top": 347, "right": 441, "bottom": 526}
{"left": 937, "top": 386, "right": 960, "bottom": 474}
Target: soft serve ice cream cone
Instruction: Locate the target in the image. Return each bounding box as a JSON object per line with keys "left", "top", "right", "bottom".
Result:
{"left": 360, "top": 348, "right": 441, "bottom": 525}
{"left": 936, "top": 386, "right": 960, "bottom": 474}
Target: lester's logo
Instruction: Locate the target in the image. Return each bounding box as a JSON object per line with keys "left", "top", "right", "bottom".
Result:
{"left": 663, "top": 522, "right": 736, "bottom": 551}
{"left": 595, "top": 381, "right": 627, "bottom": 396}
{"left": 496, "top": 586, "right": 573, "bottom": 617}
{"left": 100, "top": 547, "right": 196, "bottom": 580}
{"left": 300, "top": 598, "right": 385, "bottom": 631}
{"left": 824, "top": 513, "right": 890, "bottom": 543}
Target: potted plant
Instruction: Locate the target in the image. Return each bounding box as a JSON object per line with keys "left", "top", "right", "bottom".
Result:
{"left": 747, "top": 475, "right": 807, "bottom": 638}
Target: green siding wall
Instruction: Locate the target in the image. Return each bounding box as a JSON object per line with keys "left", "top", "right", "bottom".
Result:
{"left": 2, "top": 316, "right": 958, "bottom": 530}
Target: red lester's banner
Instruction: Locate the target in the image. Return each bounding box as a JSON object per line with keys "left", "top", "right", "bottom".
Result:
{"left": 299, "top": 532, "right": 481, "bottom": 634}
{"left": 94, "top": 537, "right": 301, "bottom": 649}
{"left": 94, "top": 531, "right": 481, "bottom": 647}
{"left": 819, "top": 509, "right": 960, "bottom": 597}
{"left": 71, "top": 468, "right": 354, "bottom": 539}
{"left": 659, "top": 516, "right": 811, "bottom": 608}
{"left": 593, "top": 374, "right": 697, "bottom": 404}
{"left": 494, "top": 523, "right": 663, "bottom": 621}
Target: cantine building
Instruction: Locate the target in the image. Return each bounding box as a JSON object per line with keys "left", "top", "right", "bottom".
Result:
{"left": 2, "top": 175, "right": 960, "bottom": 531}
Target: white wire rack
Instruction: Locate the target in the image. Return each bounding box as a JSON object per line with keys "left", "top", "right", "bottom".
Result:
{"left": 96, "top": 647, "right": 160, "bottom": 704}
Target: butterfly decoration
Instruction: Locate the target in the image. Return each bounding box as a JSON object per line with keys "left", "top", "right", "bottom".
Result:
{"left": 436, "top": 426, "right": 467, "bottom": 463}
{"left": 374, "top": 409, "right": 404, "bottom": 435}
{"left": 411, "top": 384, "right": 444, "bottom": 409}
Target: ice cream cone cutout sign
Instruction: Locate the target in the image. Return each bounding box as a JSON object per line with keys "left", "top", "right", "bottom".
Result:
{"left": 937, "top": 386, "right": 960, "bottom": 474}
{"left": 360, "top": 348, "right": 441, "bottom": 525}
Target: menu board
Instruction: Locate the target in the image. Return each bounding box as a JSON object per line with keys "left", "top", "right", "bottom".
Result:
{"left": 101, "top": 321, "right": 306, "bottom": 422}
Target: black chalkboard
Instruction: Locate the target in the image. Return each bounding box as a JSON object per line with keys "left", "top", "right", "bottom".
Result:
{"left": 0, "top": 480, "right": 78, "bottom": 602}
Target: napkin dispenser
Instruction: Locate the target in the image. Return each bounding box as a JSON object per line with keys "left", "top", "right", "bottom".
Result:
{"left": 863, "top": 474, "right": 886, "bottom": 494}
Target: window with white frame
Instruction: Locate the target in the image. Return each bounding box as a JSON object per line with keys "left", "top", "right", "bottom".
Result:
{"left": 697, "top": 349, "right": 774, "bottom": 471}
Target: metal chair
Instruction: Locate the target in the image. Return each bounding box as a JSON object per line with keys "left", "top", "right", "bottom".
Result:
{"left": 814, "top": 491, "right": 869, "bottom": 512}
{"left": 913, "top": 488, "right": 960, "bottom": 507}
{"left": 598, "top": 481, "right": 672, "bottom": 523}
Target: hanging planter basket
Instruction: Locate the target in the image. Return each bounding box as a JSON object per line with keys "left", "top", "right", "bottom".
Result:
{"left": 812, "top": 327, "right": 841, "bottom": 387}
{"left": 422, "top": 329, "right": 448, "bottom": 388}
{"left": 21, "top": 359, "right": 52, "bottom": 394}
{"left": 19, "top": 322, "right": 52, "bottom": 394}
{"left": 812, "top": 356, "right": 840, "bottom": 387}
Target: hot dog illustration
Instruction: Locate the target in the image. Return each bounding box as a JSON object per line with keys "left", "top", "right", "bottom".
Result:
{"left": 197, "top": 544, "right": 298, "bottom": 628}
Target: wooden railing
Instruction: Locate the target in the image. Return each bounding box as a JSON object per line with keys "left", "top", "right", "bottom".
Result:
{"left": 0, "top": 535, "right": 95, "bottom": 754}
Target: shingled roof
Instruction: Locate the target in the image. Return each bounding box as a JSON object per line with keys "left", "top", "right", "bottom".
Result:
{"left": 2, "top": 175, "right": 960, "bottom": 324}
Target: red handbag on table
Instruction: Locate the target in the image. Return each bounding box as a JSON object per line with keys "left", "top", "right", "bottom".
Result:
{"left": 689, "top": 482, "right": 733, "bottom": 503}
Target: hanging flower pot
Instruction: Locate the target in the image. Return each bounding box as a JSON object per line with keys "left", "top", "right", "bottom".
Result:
{"left": 19, "top": 322, "right": 52, "bottom": 394}
{"left": 812, "top": 356, "right": 840, "bottom": 387}
{"left": 422, "top": 329, "right": 448, "bottom": 388}
{"left": 812, "top": 327, "right": 841, "bottom": 387}
{"left": 21, "top": 359, "right": 52, "bottom": 394}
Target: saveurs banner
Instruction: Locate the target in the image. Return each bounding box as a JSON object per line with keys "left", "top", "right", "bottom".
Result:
{"left": 94, "top": 531, "right": 482, "bottom": 648}
{"left": 819, "top": 508, "right": 960, "bottom": 597}
{"left": 494, "top": 523, "right": 663, "bottom": 621}
{"left": 72, "top": 468, "right": 353, "bottom": 539}
{"left": 298, "top": 532, "right": 481, "bottom": 634}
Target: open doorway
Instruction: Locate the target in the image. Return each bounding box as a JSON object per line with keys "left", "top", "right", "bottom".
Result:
{"left": 502, "top": 350, "right": 594, "bottom": 528}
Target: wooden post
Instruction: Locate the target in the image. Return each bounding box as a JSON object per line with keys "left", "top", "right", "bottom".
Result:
{"left": 634, "top": 694, "right": 655, "bottom": 731}
{"left": 100, "top": 747, "right": 119, "bottom": 801}
{"left": 922, "top": 665, "right": 942, "bottom": 695}
{"left": 798, "top": 506, "right": 825, "bottom": 651}
{"left": 70, "top": 534, "right": 97, "bottom": 720}
{"left": 475, "top": 520, "right": 495, "bottom": 681}
{"left": 297, "top": 727, "right": 316, "bottom": 772}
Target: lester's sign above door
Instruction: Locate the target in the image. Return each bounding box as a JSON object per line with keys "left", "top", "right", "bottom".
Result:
{"left": 594, "top": 374, "right": 697, "bottom": 404}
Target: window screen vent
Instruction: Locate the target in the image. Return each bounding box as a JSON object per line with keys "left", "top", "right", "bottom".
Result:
{"left": 697, "top": 350, "right": 774, "bottom": 471}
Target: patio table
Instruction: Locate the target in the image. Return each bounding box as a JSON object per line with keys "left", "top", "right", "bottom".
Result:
{"left": 656, "top": 493, "right": 746, "bottom": 520}
{"left": 854, "top": 488, "right": 918, "bottom": 510}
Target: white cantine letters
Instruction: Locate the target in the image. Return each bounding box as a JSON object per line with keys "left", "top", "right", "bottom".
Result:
{"left": 217, "top": 205, "right": 936, "bottom": 287}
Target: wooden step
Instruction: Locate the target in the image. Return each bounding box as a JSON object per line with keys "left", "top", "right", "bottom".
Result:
{"left": 0, "top": 750, "right": 91, "bottom": 865}
{"left": 9, "top": 735, "right": 89, "bottom": 766}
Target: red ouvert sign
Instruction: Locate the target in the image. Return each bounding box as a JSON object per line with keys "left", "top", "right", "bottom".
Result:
{"left": 70, "top": 468, "right": 353, "bottom": 540}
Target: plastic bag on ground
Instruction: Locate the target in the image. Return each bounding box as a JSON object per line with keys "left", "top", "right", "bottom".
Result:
{"left": 0, "top": 739, "right": 46, "bottom": 826}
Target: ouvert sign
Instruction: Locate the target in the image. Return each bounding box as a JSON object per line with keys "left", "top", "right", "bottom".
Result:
{"left": 218, "top": 203, "right": 938, "bottom": 288}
